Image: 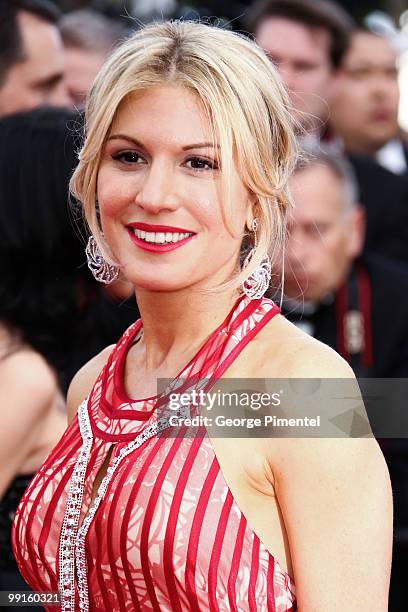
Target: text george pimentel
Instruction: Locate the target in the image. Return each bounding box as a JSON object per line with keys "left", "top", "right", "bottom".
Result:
{"left": 168, "top": 414, "right": 321, "bottom": 429}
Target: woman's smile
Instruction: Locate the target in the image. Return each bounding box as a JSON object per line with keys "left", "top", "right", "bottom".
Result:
{"left": 96, "top": 85, "right": 251, "bottom": 291}
{"left": 127, "top": 224, "right": 196, "bottom": 253}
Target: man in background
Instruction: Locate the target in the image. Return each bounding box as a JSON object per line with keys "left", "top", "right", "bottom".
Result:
{"left": 328, "top": 26, "right": 408, "bottom": 263}
{"left": 330, "top": 28, "right": 406, "bottom": 175}
{"left": 0, "top": 0, "right": 70, "bottom": 117}
{"left": 246, "top": 0, "right": 354, "bottom": 135}
{"left": 281, "top": 145, "right": 408, "bottom": 377}
{"left": 247, "top": 0, "right": 408, "bottom": 263}
{"left": 60, "top": 8, "right": 125, "bottom": 109}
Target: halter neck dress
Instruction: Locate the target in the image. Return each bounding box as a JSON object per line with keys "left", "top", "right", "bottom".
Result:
{"left": 12, "top": 295, "right": 297, "bottom": 611}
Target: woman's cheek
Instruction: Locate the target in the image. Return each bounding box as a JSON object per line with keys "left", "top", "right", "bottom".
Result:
{"left": 191, "top": 187, "right": 223, "bottom": 225}
{"left": 97, "top": 171, "right": 138, "bottom": 218}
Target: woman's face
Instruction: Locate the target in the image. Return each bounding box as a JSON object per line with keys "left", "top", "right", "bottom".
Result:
{"left": 97, "top": 85, "right": 253, "bottom": 292}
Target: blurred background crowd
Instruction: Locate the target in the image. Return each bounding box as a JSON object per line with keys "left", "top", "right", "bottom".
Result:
{"left": 1, "top": 0, "right": 408, "bottom": 609}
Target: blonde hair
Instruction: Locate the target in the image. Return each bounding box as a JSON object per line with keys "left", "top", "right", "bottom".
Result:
{"left": 70, "top": 20, "right": 297, "bottom": 293}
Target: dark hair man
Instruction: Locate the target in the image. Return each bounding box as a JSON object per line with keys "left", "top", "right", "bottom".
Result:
{"left": 246, "top": 0, "right": 354, "bottom": 134}
{"left": 328, "top": 26, "right": 408, "bottom": 265}
{"left": 330, "top": 29, "right": 403, "bottom": 169}
{"left": 0, "top": 0, "right": 70, "bottom": 117}
{"left": 60, "top": 9, "right": 125, "bottom": 109}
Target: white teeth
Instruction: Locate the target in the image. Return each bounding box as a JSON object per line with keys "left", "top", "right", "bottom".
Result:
{"left": 132, "top": 228, "right": 193, "bottom": 243}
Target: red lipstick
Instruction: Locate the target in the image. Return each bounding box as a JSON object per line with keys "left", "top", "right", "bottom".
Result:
{"left": 127, "top": 222, "right": 195, "bottom": 233}
{"left": 126, "top": 224, "right": 196, "bottom": 253}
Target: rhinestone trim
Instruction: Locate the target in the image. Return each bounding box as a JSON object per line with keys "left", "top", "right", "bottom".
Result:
{"left": 58, "top": 398, "right": 172, "bottom": 611}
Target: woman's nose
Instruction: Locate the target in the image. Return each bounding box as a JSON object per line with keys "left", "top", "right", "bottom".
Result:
{"left": 135, "top": 160, "right": 179, "bottom": 213}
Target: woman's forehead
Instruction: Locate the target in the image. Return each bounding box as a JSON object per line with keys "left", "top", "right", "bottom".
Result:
{"left": 108, "top": 85, "right": 218, "bottom": 149}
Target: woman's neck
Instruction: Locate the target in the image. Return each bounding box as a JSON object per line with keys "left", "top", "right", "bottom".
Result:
{"left": 134, "top": 287, "right": 241, "bottom": 371}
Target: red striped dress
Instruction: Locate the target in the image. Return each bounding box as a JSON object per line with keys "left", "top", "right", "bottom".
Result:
{"left": 12, "top": 295, "right": 297, "bottom": 611}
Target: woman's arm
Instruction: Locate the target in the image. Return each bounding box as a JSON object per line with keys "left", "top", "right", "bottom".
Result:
{"left": 266, "top": 343, "right": 393, "bottom": 611}
{"left": 272, "top": 436, "right": 392, "bottom": 610}
{"left": 0, "top": 351, "right": 57, "bottom": 498}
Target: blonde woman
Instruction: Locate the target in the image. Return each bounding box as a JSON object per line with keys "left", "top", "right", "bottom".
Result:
{"left": 13, "top": 21, "right": 391, "bottom": 611}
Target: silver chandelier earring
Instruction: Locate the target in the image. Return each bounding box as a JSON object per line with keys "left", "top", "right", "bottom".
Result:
{"left": 85, "top": 235, "right": 119, "bottom": 284}
{"left": 241, "top": 218, "right": 271, "bottom": 300}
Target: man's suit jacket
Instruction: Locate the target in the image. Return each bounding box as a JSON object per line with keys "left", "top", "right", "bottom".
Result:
{"left": 348, "top": 153, "right": 408, "bottom": 264}
{"left": 283, "top": 254, "right": 408, "bottom": 377}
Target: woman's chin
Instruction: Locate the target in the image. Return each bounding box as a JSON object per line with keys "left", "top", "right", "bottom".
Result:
{"left": 129, "top": 275, "right": 193, "bottom": 294}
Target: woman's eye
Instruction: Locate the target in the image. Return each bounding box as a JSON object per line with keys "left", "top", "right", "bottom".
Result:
{"left": 185, "top": 157, "right": 218, "bottom": 171}
{"left": 112, "top": 151, "right": 144, "bottom": 164}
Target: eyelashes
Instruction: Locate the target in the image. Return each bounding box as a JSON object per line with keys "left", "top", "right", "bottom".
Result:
{"left": 185, "top": 157, "right": 219, "bottom": 171}
{"left": 111, "top": 151, "right": 219, "bottom": 172}
{"left": 112, "top": 151, "right": 142, "bottom": 164}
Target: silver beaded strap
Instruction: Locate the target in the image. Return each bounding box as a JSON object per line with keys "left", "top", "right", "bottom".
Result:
{"left": 58, "top": 399, "right": 172, "bottom": 612}
{"left": 59, "top": 399, "right": 93, "bottom": 612}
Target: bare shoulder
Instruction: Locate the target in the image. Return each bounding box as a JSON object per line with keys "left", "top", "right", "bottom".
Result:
{"left": 0, "top": 351, "right": 57, "bottom": 456}
{"left": 0, "top": 349, "right": 57, "bottom": 412}
{"left": 0, "top": 351, "right": 60, "bottom": 497}
{"left": 257, "top": 313, "right": 355, "bottom": 379}
{"left": 66, "top": 345, "right": 115, "bottom": 424}
{"left": 253, "top": 314, "right": 386, "bottom": 472}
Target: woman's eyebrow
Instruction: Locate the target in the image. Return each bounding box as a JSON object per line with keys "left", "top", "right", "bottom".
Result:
{"left": 182, "top": 142, "right": 220, "bottom": 151}
{"left": 107, "top": 134, "right": 219, "bottom": 150}
{"left": 107, "top": 134, "right": 144, "bottom": 147}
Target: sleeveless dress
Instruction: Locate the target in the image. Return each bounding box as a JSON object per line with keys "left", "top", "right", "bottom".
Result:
{"left": 12, "top": 295, "right": 297, "bottom": 611}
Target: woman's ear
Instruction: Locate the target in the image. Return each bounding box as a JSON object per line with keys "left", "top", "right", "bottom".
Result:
{"left": 246, "top": 194, "right": 257, "bottom": 230}
{"left": 245, "top": 211, "right": 254, "bottom": 231}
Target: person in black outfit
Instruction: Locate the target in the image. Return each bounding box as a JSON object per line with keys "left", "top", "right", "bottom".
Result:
{"left": 328, "top": 27, "right": 408, "bottom": 265}
{"left": 0, "top": 107, "right": 139, "bottom": 599}
{"left": 348, "top": 153, "right": 408, "bottom": 265}
{"left": 275, "top": 145, "right": 408, "bottom": 610}
{"left": 329, "top": 29, "right": 404, "bottom": 169}
{"left": 0, "top": 106, "right": 139, "bottom": 393}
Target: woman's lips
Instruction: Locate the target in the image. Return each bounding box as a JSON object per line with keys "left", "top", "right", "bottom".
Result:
{"left": 127, "top": 228, "right": 195, "bottom": 253}
{"left": 128, "top": 222, "right": 195, "bottom": 233}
